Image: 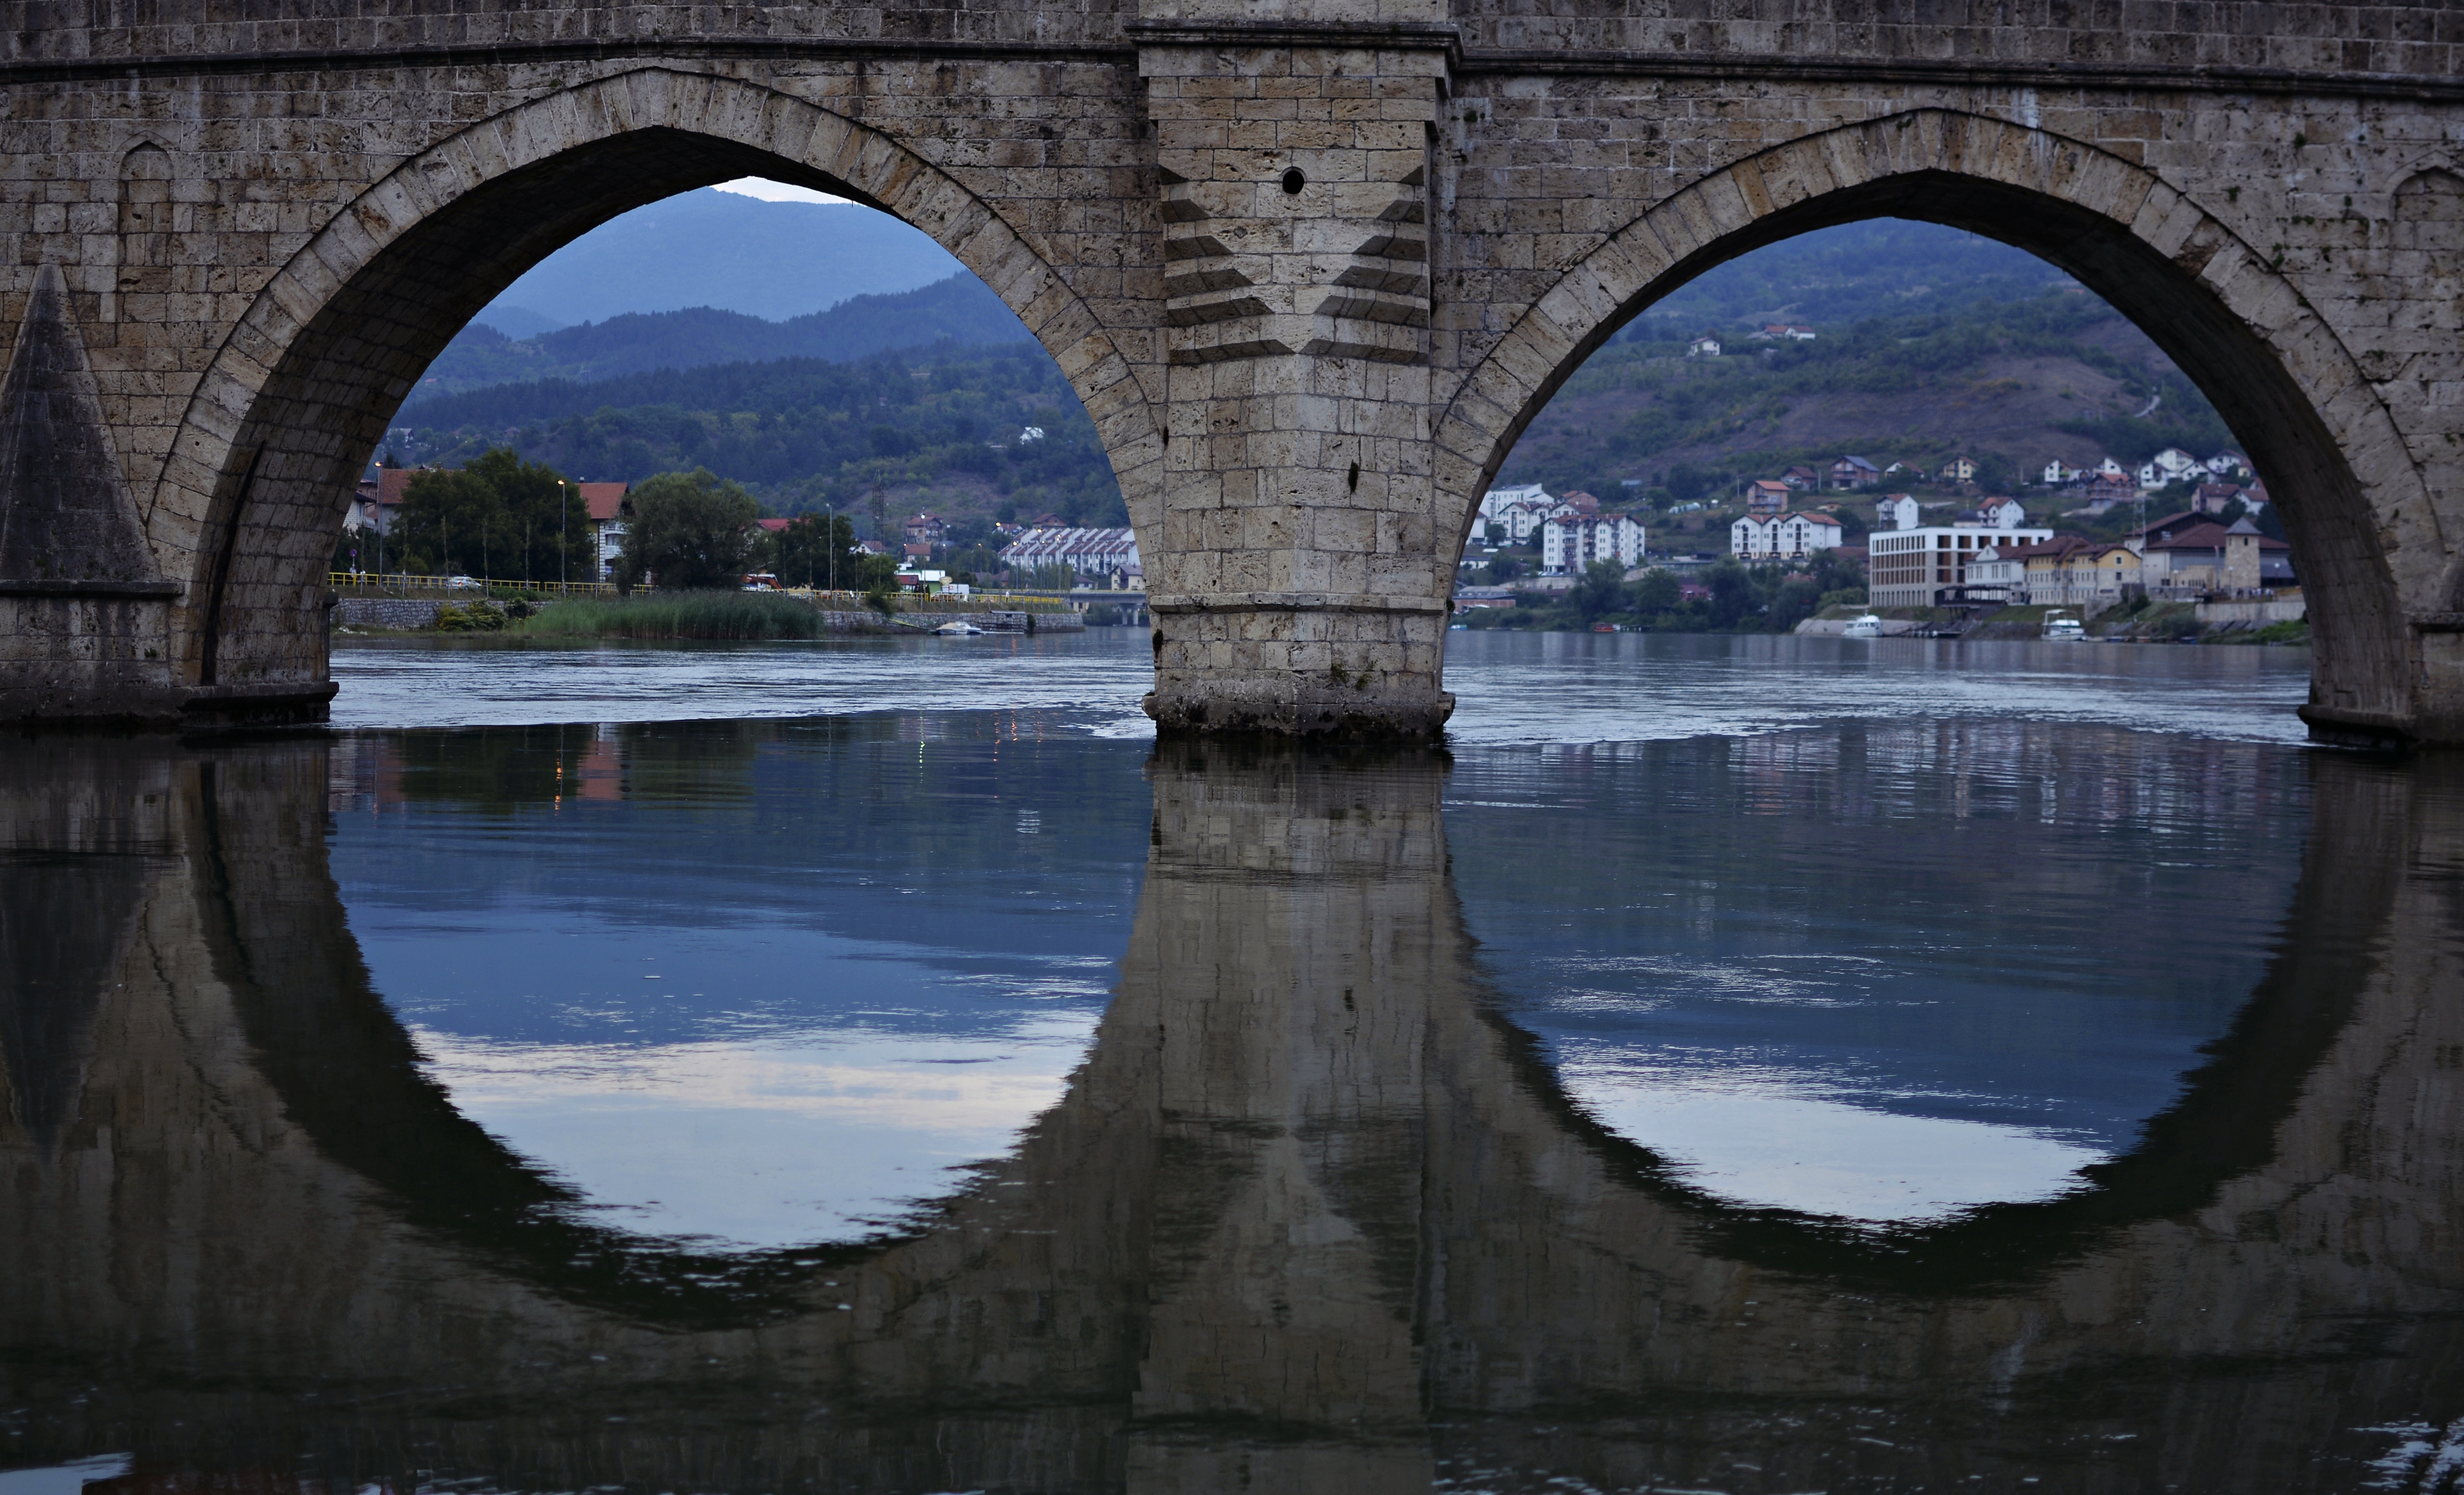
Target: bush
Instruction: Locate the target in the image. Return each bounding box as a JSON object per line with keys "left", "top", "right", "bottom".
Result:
{"left": 434, "top": 601, "right": 507, "bottom": 632}
{"left": 518, "top": 591, "right": 828, "bottom": 640}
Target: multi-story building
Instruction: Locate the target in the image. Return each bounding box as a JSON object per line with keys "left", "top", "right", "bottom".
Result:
{"left": 1743, "top": 479, "right": 1792, "bottom": 517}
{"left": 1544, "top": 511, "right": 1648, "bottom": 574}
{"left": 1869, "top": 522, "right": 2055, "bottom": 605}
{"left": 581, "top": 482, "right": 631, "bottom": 581}
{"left": 997, "top": 526, "right": 1142, "bottom": 586}
{"left": 1470, "top": 482, "right": 1554, "bottom": 543}
{"left": 1827, "top": 455, "right": 1882, "bottom": 490}
{"left": 1731, "top": 511, "right": 1844, "bottom": 560}
{"left": 1968, "top": 536, "right": 2140, "bottom": 608}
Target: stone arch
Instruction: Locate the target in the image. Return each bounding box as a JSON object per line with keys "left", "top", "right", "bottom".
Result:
{"left": 1433, "top": 109, "right": 2443, "bottom": 737}
{"left": 147, "top": 69, "right": 1162, "bottom": 689}
{"left": 114, "top": 142, "right": 175, "bottom": 299}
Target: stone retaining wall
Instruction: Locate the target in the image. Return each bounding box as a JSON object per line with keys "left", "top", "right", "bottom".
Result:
{"left": 334, "top": 598, "right": 504, "bottom": 629}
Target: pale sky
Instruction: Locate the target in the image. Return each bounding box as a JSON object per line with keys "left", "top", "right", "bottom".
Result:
{"left": 713, "top": 177, "right": 850, "bottom": 205}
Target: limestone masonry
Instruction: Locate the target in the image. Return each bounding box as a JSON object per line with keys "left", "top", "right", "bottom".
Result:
{"left": 2, "top": 1, "right": 2461, "bottom": 739}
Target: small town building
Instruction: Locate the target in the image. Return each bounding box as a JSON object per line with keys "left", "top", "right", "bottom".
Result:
{"left": 1977, "top": 536, "right": 2141, "bottom": 608}
{"left": 1545, "top": 511, "right": 1648, "bottom": 573}
{"left": 1730, "top": 510, "right": 1843, "bottom": 560}
{"left": 1687, "top": 333, "right": 1721, "bottom": 358}
{"left": 1878, "top": 494, "right": 1920, "bottom": 531}
{"left": 2132, "top": 513, "right": 2285, "bottom": 595}
{"left": 1780, "top": 465, "right": 1821, "bottom": 490}
{"left": 2137, "top": 446, "right": 2205, "bottom": 489}
{"left": 1471, "top": 482, "right": 1554, "bottom": 543}
{"left": 579, "top": 481, "right": 631, "bottom": 580}
{"left": 1954, "top": 497, "right": 2030, "bottom": 530}
{"left": 1869, "top": 521, "right": 2055, "bottom": 606}
{"left": 1828, "top": 455, "right": 1882, "bottom": 490}
{"left": 1453, "top": 585, "right": 1517, "bottom": 613}
{"left": 1750, "top": 323, "right": 1817, "bottom": 340}
{"left": 1942, "top": 456, "right": 1980, "bottom": 483}
{"left": 996, "top": 525, "right": 1142, "bottom": 585}
{"left": 1743, "top": 478, "right": 1792, "bottom": 517}
{"left": 903, "top": 512, "right": 949, "bottom": 547}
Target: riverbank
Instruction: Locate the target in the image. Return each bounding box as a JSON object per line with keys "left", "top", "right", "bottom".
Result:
{"left": 333, "top": 591, "right": 1085, "bottom": 638}
{"left": 1790, "top": 600, "right": 2308, "bottom": 647}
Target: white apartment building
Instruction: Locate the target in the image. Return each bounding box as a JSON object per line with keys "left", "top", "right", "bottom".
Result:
{"left": 1544, "top": 512, "right": 1648, "bottom": 573}
{"left": 1471, "top": 482, "right": 1554, "bottom": 543}
{"left": 2137, "top": 446, "right": 2204, "bottom": 488}
{"left": 1878, "top": 494, "right": 1919, "bottom": 531}
{"left": 1730, "top": 511, "right": 1843, "bottom": 559}
{"left": 1955, "top": 497, "right": 2030, "bottom": 529}
{"left": 1869, "top": 524, "right": 2054, "bottom": 606}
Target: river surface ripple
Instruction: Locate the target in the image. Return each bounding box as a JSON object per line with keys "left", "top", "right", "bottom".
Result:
{"left": 7, "top": 629, "right": 2459, "bottom": 1493}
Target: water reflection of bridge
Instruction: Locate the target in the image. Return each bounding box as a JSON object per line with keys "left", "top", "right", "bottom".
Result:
{"left": 2, "top": 733, "right": 2460, "bottom": 1491}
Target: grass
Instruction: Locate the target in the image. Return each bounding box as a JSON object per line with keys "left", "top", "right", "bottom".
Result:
{"left": 517, "top": 591, "right": 833, "bottom": 641}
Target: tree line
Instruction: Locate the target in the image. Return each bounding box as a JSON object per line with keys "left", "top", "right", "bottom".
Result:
{"left": 342, "top": 450, "right": 901, "bottom": 597}
{"left": 1461, "top": 550, "right": 1869, "bottom": 635}
{"left": 389, "top": 340, "right": 1127, "bottom": 530}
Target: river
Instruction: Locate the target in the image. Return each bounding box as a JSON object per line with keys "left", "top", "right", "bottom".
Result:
{"left": 5, "top": 630, "right": 2459, "bottom": 1494}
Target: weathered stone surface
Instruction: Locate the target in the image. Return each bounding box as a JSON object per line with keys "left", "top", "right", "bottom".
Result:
{"left": 1, "top": 2, "right": 2460, "bottom": 739}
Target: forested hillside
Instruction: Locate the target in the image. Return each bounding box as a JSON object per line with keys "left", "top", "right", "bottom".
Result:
{"left": 417, "top": 275, "right": 1030, "bottom": 395}
{"left": 1502, "top": 222, "right": 2246, "bottom": 504}
{"left": 388, "top": 340, "right": 1124, "bottom": 530}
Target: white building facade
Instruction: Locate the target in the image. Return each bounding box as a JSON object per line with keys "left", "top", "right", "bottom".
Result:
{"left": 1544, "top": 512, "right": 1648, "bottom": 573}
{"left": 997, "top": 526, "right": 1142, "bottom": 584}
{"left": 1730, "top": 511, "right": 1844, "bottom": 559}
{"left": 1868, "top": 524, "right": 2055, "bottom": 606}
{"left": 1471, "top": 482, "right": 1555, "bottom": 543}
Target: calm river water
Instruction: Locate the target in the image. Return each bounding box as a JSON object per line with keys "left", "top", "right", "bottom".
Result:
{"left": 5, "top": 630, "right": 2461, "bottom": 1494}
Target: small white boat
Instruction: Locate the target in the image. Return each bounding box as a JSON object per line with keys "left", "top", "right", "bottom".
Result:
{"left": 933, "top": 621, "right": 984, "bottom": 636}
{"left": 2042, "top": 611, "right": 2085, "bottom": 642}
{"left": 1841, "top": 613, "right": 1883, "bottom": 639}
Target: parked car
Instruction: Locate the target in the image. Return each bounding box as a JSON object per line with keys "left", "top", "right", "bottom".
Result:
{"left": 446, "top": 575, "right": 478, "bottom": 590}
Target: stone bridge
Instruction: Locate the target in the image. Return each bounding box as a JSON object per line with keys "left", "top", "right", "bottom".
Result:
{"left": 4, "top": 732, "right": 2462, "bottom": 1490}
{"left": 4, "top": 2, "right": 2464, "bottom": 741}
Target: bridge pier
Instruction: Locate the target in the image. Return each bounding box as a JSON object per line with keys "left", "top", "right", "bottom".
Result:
{"left": 1135, "top": 25, "right": 1457, "bottom": 740}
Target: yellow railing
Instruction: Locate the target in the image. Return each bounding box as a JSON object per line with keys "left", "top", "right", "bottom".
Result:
{"left": 331, "top": 572, "right": 626, "bottom": 596}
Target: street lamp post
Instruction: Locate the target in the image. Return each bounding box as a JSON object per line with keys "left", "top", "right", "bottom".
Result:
{"left": 560, "top": 480, "right": 569, "bottom": 590}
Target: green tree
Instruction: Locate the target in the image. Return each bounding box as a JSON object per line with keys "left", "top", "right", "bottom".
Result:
{"left": 1704, "top": 558, "right": 1757, "bottom": 628}
{"left": 617, "top": 468, "right": 760, "bottom": 592}
{"left": 1630, "top": 567, "right": 1681, "bottom": 614}
{"left": 772, "top": 512, "right": 860, "bottom": 590}
{"left": 394, "top": 448, "right": 585, "bottom": 581}
{"left": 1570, "top": 559, "right": 1629, "bottom": 623}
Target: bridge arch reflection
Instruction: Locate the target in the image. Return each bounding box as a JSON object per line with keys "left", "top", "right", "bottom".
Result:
{"left": 1, "top": 729, "right": 2459, "bottom": 1490}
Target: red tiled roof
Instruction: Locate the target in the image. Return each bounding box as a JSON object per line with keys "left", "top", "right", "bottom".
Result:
{"left": 578, "top": 481, "right": 628, "bottom": 521}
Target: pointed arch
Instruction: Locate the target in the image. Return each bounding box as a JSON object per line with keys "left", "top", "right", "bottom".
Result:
{"left": 1432, "top": 110, "right": 2442, "bottom": 732}
{"left": 147, "top": 69, "right": 1163, "bottom": 684}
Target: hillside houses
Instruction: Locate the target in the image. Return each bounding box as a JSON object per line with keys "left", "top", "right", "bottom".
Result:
{"left": 1731, "top": 510, "right": 1843, "bottom": 560}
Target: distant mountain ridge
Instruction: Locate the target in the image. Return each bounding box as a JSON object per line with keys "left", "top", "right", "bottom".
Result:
{"left": 472, "top": 188, "right": 964, "bottom": 325}
{"left": 411, "top": 275, "right": 1034, "bottom": 399}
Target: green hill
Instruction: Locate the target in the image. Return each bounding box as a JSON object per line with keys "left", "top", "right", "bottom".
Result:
{"left": 413, "top": 274, "right": 1032, "bottom": 396}
{"left": 389, "top": 340, "right": 1124, "bottom": 532}
{"left": 1502, "top": 221, "right": 2245, "bottom": 504}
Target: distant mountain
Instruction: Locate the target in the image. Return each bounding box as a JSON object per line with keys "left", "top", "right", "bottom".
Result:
{"left": 1625, "top": 219, "right": 2076, "bottom": 338}
{"left": 471, "top": 305, "right": 567, "bottom": 340}
{"left": 412, "top": 275, "right": 1034, "bottom": 397}
{"left": 475, "top": 188, "right": 964, "bottom": 326}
